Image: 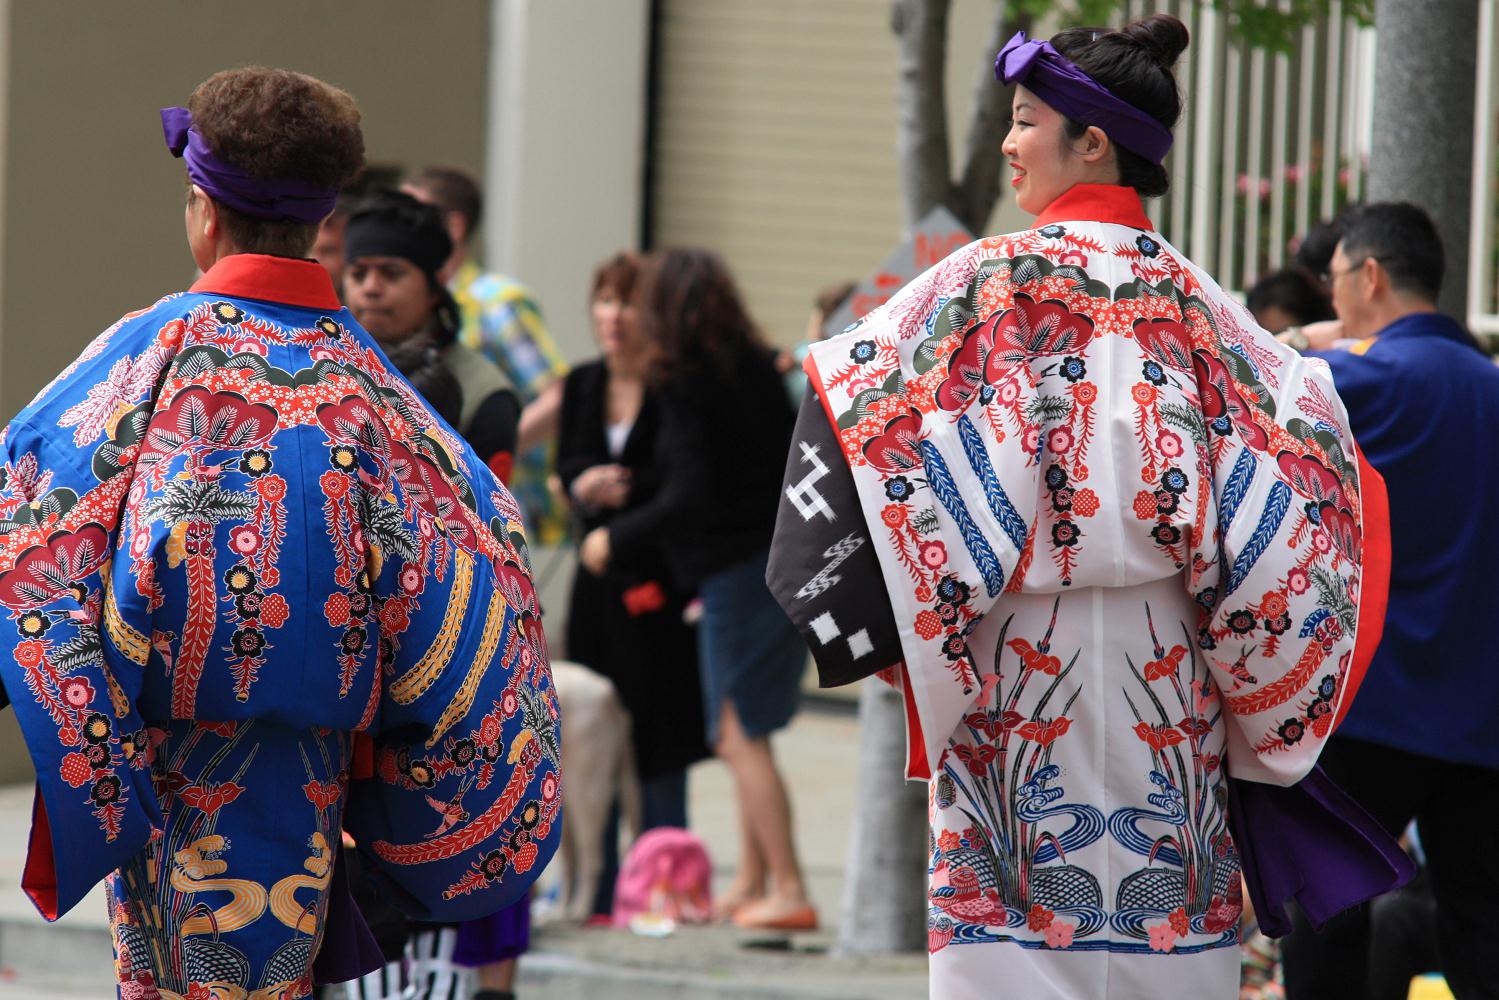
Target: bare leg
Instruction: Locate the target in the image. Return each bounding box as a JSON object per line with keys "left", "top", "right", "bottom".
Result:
{"left": 714, "top": 776, "right": 768, "bottom": 919}
{"left": 475, "top": 958, "right": 517, "bottom": 995}
{"left": 714, "top": 700, "right": 813, "bottom": 925}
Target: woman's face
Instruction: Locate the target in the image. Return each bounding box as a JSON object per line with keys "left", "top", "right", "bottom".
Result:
{"left": 1002, "top": 85, "right": 1101, "bottom": 217}
{"left": 592, "top": 285, "right": 640, "bottom": 359}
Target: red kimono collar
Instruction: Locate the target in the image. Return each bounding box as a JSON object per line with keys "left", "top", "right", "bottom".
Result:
{"left": 190, "top": 253, "right": 341, "bottom": 311}
{"left": 1033, "top": 184, "right": 1153, "bottom": 231}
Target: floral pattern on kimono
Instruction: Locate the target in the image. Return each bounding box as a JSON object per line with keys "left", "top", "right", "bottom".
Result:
{"left": 804, "top": 186, "right": 1370, "bottom": 996}
{"left": 0, "top": 255, "right": 559, "bottom": 968}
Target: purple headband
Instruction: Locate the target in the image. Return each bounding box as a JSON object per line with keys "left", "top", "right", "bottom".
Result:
{"left": 161, "top": 106, "right": 339, "bottom": 225}
{"left": 995, "top": 32, "right": 1174, "bottom": 165}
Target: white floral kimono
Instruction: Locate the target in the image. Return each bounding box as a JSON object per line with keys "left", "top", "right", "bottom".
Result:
{"left": 795, "top": 185, "right": 1375, "bottom": 998}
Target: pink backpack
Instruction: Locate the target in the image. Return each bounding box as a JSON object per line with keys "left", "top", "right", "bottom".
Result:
{"left": 612, "top": 827, "right": 713, "bottom": 929}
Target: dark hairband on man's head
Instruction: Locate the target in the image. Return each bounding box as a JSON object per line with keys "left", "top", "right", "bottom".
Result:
{"left": 344, "top": 193, "right": 454, "bottom": 282}
{"left": 161, "top": 106, "right": 339, "bottom": 224}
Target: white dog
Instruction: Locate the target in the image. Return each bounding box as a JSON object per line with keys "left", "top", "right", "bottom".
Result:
{"left": 548, "top": 660, "right": 640, "bottom": 922}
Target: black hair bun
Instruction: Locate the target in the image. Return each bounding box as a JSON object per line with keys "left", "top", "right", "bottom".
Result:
{"left": 1120, "top": 14, "right": 1190, "bottom": 70}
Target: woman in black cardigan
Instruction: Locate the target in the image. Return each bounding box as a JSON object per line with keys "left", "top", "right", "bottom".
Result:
{"left": 558, "top": 253, "right": 710, "bottom": 912}
{"left": 578, "top": 248, "right": 815, "bottom": 931}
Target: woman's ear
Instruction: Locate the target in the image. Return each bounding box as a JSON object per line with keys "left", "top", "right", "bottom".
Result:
{"left": 1077, "top": 125, "right": 1112, "bottom": 164}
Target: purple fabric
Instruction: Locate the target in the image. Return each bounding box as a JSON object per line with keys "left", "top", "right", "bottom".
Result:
{"left": 452, "top": 896, "right": 531, "bottom": 966}
{"left": 1228, "top": 767, "right": 1416, "bottom": 939}
{"left": 160, "top": 106, "right": 339, "bottom": 224}
{"left": 312, "top": 843, "right": 386, "bottom": 986}
{"left": 994, "top": 31, "right": 1174, "bottom": 164}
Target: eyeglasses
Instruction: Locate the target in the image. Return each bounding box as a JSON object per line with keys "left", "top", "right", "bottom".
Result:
{"left": 1320, "top": 257, "right": 1383, "bottom": 284}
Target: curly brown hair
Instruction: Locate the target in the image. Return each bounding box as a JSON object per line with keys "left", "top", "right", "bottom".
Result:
{"left": 635, "top": 248, "right": 766, "bottom": 385}
{"left": 187, "top": 67, "right": 365, "bottom": 256}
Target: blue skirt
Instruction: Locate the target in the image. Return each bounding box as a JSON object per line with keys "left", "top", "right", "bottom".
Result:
{"left": 697, "top": 547, "right": 806, "bottom": 746}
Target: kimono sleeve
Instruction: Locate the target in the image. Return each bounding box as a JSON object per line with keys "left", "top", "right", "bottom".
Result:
{"left": 0, "top": 418, "right": 159, "bottom": 920}
{"left": 802, "top": 245, "right": 1038, "bottom": 780}
{"left": 1189, "top": 344, "right": 1378, "bottom": 786}
{"left": 341, "top": 488, "right": 559, "bottom": 923}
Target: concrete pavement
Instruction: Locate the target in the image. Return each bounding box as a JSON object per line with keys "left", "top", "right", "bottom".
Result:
{"left": 0, "top": 694, "right": 928, "bottom": 998}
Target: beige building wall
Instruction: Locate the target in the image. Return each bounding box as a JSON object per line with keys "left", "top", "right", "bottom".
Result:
{"left": 0, "top": 0, "right": 492, "bottom": 781}
{"left": 0, "top": 0, "right": 490, "bottom": 423}
{"left": 651, "top": 0, "right": 1030, "bottom": 348}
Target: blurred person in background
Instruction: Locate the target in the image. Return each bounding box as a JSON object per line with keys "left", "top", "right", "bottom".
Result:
{"left": 313, "top": 191, "right": 356, "bottom": 294}
{"left": 556, "top": 251, "right": 710, "bottom": 917}
{"left": 343, "top": 194, "right": 533, "bottom": 1000}
{"left": 402, "top": 165, "right": 570, "bottom": 545}
{"left": 778, "top": 280, "right": 857, "bottom": 406}
{"left": 1245, "top": 267, "right": 1335, "bottom": 336}
{"left": 0, "top": 67, "right": 556, "bottom": 998}
{"left": 344, "top": 191, "right": 520, "bottom": 482}
{"left": 578, "top": 248, "right": 816, "bottom": 931}
{"left": 1275, "top": 203, "right": 1499, "bottom": 1000}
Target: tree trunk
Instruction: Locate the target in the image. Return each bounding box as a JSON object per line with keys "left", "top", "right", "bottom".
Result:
{"left": 892, "top": 0, "right": 955, "bottom": 229}
{"left": 1367, "top": 0, "right": 1480, "bottom": 320}
{"left": 835, "top": 678, "right": 930, "bottom": 955}
{"left": 833, "top": 0, "right": 1024, "bottom": 957}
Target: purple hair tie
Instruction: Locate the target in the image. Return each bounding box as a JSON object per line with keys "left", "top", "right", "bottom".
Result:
{"left": 995, "top": 32, "right": 1174, "bottom": 165}
{"left": 161, "top": 106, "right": 338, "bottom": 225}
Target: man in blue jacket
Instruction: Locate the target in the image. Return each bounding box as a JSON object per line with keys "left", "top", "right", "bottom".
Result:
{"left": 1279, "top": 203, "right": 1499, "bottom": 999}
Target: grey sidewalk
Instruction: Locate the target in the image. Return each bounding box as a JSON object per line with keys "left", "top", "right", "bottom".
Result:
{"left": 0, "top": 699, "right": 927, "bottom": 998}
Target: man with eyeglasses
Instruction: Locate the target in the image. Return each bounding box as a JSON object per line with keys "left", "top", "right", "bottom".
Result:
{"left": 1276, "top": 202, "right": 1499, "bottom": 999}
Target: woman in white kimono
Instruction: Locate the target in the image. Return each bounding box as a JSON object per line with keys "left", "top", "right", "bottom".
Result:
{"left": 769, "top": 14, "right": 1394, "bottom": 999}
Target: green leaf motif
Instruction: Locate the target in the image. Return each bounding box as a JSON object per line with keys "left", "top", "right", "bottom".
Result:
{"left": 1310, "top": 565, "right": 1356, "bottom": 634}
{"left": 1025, "top": 395, "right": 1074, "bottom": 425}
{"left": 1158, "top": 402, "right": 1209, "bottom": 446}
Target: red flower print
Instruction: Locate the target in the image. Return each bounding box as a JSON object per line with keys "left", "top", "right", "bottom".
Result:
{"left": 1071, "top": 489, "right": 1099, "bottom": 517}
{"left": 1260, "top": 592, "right": 1288, "bottom": 618}
{"left": 1046, "top": 427, "right": 1074, "bottom": 454}
{"left": 1178, "top": 717, "right": 1214, "bottom": 739}
{"left": 59, "top": 675, "right": 96, "bottom": 708}
{"left": 952, "top": 743, "right": 998, "bottom": 775}
{"left": 1144, "top": 645, "right": 1188, "bottom": 681}
{"left": 1202, "top": 753, "right": 1221, "bottom": 774}
{"left": 542, "top": 771, "right": 559, "bottom": 803}
{"left": 325, "top": 594, "right": 351, "bottom": 628}
{"left": 1072, "top": 382, "right": 1098, "bottom": 406}
{"left": 400, "top": 564, "right": 424, "bottom": 596}
{"left": 1134, "top": 722, "right": 1185, "bottom": 751}
{"left": 1016, "top": 716, "right": 1071, "bottom": 746}
{"left": 1318, "top": 502, "right": 1361, "bottom": 560}
{"left": 915, "top": 610, "right": 943, "bottom": 641}
{"left": 881, "top": 504, "right": 908, "bottom": 529}
{"left": 177, "top": 781, "right": 246, "bottom": 816}
{"left": 1133, "top": 317, "right": 1195, "bottom": 371}
{"left": 1044, "top": 920, "right": 1074, "bottom": 948}
{"left": 918, "top": 541, "right": 947, "bottom": 569}
{"left": 59, "top": 752, "right": 93, "bottom": 788}
{"left": 1203, "top": 893, "right": 1242, "bottom": 933}
{"left": 1169, "top": 906, "right": 1190, "bottom": 937}
{"left": 186, "top": 983, "right": 214, "bottom": 1000}
{"left": 1027, "top": 903, "right": 1056, "bottom": 932}
{"left": 1023, "top": 426, "right": 1041, "bottom": 455}
{"left": 255, "top": 474, "right": 288, "bottom": 503}
{"left": 320, "top": 470, "right": 351, "bottom": 499}
{"left": 1131, "top": 383, "right": 1158, "bottom": 406}
{"left": 1007, "top": 638, "right": 1061, "bottom": 676}
{"left": 998, "top": 380, "right": 1020, "bottom": 406}
{"left": 303, "top": 779, "right": 343, "bottom": 811}
{"left": 1133, "top": 491, "right": 1159, "bottom": 521}
{"left": 259, "top": 593, "right": 290, "bottom": 629}
{"left": 988, "top": 294, "right": 1096, "bottom": 373}
{"left": 513, "top": 841, "right": 540, "bottom": 874}
{"left": 1287, "top": 568, "right": 1310, "bottom": 594}
{"left": 963, "top": 712, "right": 1001, "bottom": 740}
{"left": 501, "top": 689, "right": 520, "bottom": 717}
{"left": 862, "top": 412, "right": 923, "bottom": 474}
{"left": 13, "top": 640, "right": 45, "bottom": 669}
{"left": 1157, "top": 429, "right": 1184, "bottom": 459}
{"left": 228, "top": 525, "right": 261, "bottom": 557}
{"left": 1276, "top": 451, "right": 1348, "bottom": 508}
{"left": 1192, "top": 349, "right": 1270, "bottom": 450}
{"left": 1148, "top": 920, "right": 1178, "bottom": 952}
{"left": 998, "top": 710, "right": 1025, "bottom": 733}
{"left": 938, "top": 830, "right": 962, "bottom": 853}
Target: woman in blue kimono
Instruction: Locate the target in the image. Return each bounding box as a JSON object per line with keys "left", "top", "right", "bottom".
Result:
{"left": 0, "top": 67, "right": 559, "bottom": 1000}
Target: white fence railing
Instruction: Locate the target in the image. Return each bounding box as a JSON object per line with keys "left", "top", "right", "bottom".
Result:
{"left": 1470, "top": 0, "right": 1499, "bottom": 336}
{"left": 1120, "top": 0, "right": 1376, "bottom": 293}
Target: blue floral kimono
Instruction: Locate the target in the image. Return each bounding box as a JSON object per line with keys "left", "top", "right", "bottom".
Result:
{"left": 0, "top": 254, "right": 560, "bottom": 999}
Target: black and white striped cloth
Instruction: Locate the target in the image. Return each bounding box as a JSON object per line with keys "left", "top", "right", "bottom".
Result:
{"left": 325, "top": 925, "right": 474, "bottom": 1000}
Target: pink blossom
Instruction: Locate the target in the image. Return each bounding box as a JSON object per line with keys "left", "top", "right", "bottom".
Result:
{"left": 1148, "top": 920, "right": 1178, "bottom": 952}
{"left": 1059, "top": 250, "right": 1088, "bottom": 267}
{"left": 1157, "top": 430, "right": 1184, "bottom": 459}
{"left": 919, "top": 540, "right": 948, "bottom": 569}
{"left": 1259, "top": 179, "right": 1273, "bottom": 199}
{"left": 1236, "top": 174, "right": 1252, "bottom": 196}
{"left": 1287, "top": 568, "right": 1310, "bottom": 594}
{"left": 400, "top": 565, "right": 423, "bottom": 595}
{"left": 1023, "top": 427, "right": 1041, "bottom": 456}
{"left": 229, "top": 525, "right": 261, "bottom": 556}
{"left": 1312, "top": 529, "right": 1332, "bottom": 554}
{"left": 233, "top": 340, "right": 268, "bottom": 357}
{"left": 998, "top": 381, "right": 1021, "bottom": 406}
{"left": 1284, "top": 164, "right": 1304, "bottom": 184}
{"left": 1047, "top": 427, "right": 1075, "bottom": 454}
{"left": 1044, "top": 919, "right": 1074, "bottom": 949}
